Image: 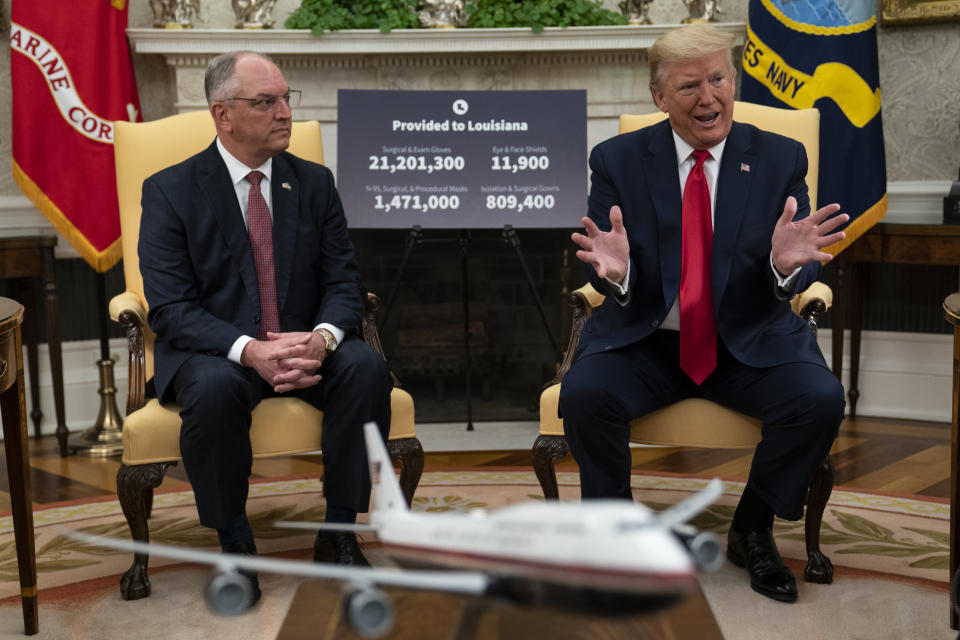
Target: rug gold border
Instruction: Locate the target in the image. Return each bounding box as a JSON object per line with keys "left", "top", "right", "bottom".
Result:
{"left": 1, "top": 470, "right": 947, "bottom": 530}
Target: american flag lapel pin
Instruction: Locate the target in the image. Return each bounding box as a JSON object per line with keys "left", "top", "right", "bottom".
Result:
{"left": 281, "top": 182, "right": 292, "bottom": 191}
{"left": 740, "top": 162, "right": 751, "bottom": 173}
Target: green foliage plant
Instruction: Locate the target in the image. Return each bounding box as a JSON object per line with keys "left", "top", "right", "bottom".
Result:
{"left": 286, "top": 0, "right": 626, "bottom": 34}
{"left": 285, "top": 0, "right": 420, "bottom": 34}
{"left": 465, "top": 0, "right": 627, "bottom": 32}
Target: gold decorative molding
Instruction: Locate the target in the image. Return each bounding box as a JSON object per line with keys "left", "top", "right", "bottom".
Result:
{"left": 882, "top": 0, "right": 960, "bottom": 24}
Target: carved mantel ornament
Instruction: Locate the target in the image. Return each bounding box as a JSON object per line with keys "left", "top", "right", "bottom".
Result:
{"left": 150, "top": 0, "right": 201, "bottom": 28}
{"left": 232, "top": 0, "right": 278, "bottom": 29}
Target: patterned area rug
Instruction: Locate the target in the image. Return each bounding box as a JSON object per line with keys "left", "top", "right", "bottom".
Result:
{"left": 0, "top": 471, "right": 952, "bottom": 639}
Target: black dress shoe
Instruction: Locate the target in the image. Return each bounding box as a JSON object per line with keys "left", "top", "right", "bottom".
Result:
{"left": 727, "top": 527, "right": 797, "bottom": 602}
{"left": 313, "top": 532, "right": 370, "bottom": 566}
{"left": 222, "top": 540, "right": 262, "bottom": 606}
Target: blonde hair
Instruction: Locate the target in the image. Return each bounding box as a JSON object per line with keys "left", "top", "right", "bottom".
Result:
{"left": 649, "top": 24, "right": 736, "bottom": 90}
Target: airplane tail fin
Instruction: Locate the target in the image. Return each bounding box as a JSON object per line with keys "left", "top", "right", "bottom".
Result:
{"left": 364, "top": 422, "right": 409, "bottom": 514}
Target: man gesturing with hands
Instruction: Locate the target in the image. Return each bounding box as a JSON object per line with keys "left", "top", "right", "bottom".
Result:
{"left": 559, "top": 25, "right": 847, "bottom": 604}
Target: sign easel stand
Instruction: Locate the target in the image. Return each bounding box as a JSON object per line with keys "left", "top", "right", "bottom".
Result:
{"left": 380, "top": 225, "right": 562, "bottom": 432}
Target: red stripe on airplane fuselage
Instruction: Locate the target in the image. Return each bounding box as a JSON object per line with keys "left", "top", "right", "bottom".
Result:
{"left": 382, "top": 542, "right": 694, "bottom": 593}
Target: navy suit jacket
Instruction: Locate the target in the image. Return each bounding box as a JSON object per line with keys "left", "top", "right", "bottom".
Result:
{"left": 139, "top": 141, "right": 365, "bottom": 401}
{"left": 578, "top": 119, "right": 826, "bottom": 370}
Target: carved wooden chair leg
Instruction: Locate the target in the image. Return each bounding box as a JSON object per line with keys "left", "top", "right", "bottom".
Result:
{"left": 142, "top": 461, "right": 177, "bottom": 519}
{"left": 388, "top": 437, "right": 425, "bottom": 507}
{"left": 117, "top": 462, "right": 174, "bottom": 600}
{"left": 532, "top": 435, "right": 570, "bottom": 500}
{"left": 803, "top": 454, "right": 835, "bottom": 584}
{"left": 143, "top": 486, "right": 153, "bottom": 520}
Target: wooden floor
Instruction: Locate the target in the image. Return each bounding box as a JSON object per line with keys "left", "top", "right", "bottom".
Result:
{"left": 0, "top": 415, "right": 951, "bottom": 513}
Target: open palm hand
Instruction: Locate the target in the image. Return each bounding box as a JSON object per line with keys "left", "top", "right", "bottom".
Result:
{"left": 572, "top": 205, "right": 630, "bottom": 283}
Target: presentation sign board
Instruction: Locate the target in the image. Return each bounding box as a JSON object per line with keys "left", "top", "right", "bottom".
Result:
{"left": 336, "top": 90, "right": 586, "bottom": 229}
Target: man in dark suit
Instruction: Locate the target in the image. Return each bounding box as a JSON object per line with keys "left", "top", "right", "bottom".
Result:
{"left": 138, "top": 51, "right": 391, "bottom": 602}
{"left": 559, "top": 25, "right": 847, "bottom": 602}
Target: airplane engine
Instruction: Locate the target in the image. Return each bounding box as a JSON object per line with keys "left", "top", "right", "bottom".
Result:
{"left": 686, "top": 532, "right": 724, "bottom": 572}
{"left": 204, "top": 569, "right": 256, "bottom": 617}
{"left": 342, "top": 585, "right": 395, "bottom": 638}
{"left": 673, "top": 526, "right": 724, "bottom": 572}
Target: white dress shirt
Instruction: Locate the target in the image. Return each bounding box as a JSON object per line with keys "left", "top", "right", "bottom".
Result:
{"left": 217, "top": 139, "right": 344, "bottom": 364}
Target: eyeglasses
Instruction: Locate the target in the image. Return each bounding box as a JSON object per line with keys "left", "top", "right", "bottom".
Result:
{"left": 226, "top": 90, "right": 301, "bottom": 112}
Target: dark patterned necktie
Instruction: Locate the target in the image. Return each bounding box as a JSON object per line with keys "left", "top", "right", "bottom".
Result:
{"left": 679, "top": 150, "right": 716, "bottom": 385}
{"left": 245, "top": 171, "right": 280, "bottom": 340}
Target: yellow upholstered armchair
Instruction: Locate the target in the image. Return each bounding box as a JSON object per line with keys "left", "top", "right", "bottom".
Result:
{"left": 111, "top": 111, "right": 423, "bottom": 600}
{"left": 533, "top": 102, "right": 836, "bottom": 584}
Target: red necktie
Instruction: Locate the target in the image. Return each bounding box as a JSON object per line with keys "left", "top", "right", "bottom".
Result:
{"left": 245, "top": 171, "right": 281, "bottom": 340}
{"left": 679, "top": 150, "right": 716, "bottom": 385}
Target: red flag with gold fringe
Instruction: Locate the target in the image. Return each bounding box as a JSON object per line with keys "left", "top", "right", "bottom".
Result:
{"left": 10, "top": 0, "right": 141, "bottom": 272}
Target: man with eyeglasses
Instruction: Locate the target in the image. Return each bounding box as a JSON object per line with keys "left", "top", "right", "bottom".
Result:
{"left": 138, "top": 51, "right": 391, "bottom": 605}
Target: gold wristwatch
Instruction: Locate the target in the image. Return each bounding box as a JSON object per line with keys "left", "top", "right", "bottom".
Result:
{"left": 313, "top": 327, "right": 338, "bottom": 353}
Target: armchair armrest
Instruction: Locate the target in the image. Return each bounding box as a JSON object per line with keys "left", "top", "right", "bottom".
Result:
{"left": 790, "top": 281, "right": 832, "bottom": 331}
{"left": 362, "top": 293, "right": 386, "bottom": 358}
{"left": 546, "top": 284, "right": 601, "bottom": 386}
{"left": 109, "top": 291, "right": 146, "bottom": 324}
{"left": 110, "top": 291, "right": 148, "bottom": 414}
{"left": 362, "top": 292, "right": 402, "bottom": 388}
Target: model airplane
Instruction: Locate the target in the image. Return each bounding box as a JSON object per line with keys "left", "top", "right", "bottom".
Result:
{"left": 69, "top": 423, "right": 724, "bottom": 638}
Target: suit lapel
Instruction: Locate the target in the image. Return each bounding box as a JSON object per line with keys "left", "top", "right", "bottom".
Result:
{"left": 270, "top": 154, "right": 299, "bottom": 316}
{"left": 641, "top": 121, "right": 683, "bottom": 306}
{"left": 197, "top": 143, "right": 260, "bottom": 307}
{"left": 712, "top": 122, "right": 755, "bottom": 307}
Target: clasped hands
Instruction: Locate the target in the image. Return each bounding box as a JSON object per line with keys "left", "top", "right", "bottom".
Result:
{"left": 571, "top": 198, "right": 849, "bottom": 281}
{"left": 241, "top": 331, "right": 328, "bottom": 393}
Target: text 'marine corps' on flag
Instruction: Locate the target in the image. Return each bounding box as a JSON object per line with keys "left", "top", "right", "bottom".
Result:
{"left": 741, "top": 0, "right": 886, "bottom": 256}
{"left": 10, "top": 0, "right": 141, "bottom": 273}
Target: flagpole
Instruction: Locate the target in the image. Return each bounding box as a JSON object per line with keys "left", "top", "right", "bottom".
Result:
{"left": 67, "top": 271, "right": 123, "bottom": 457}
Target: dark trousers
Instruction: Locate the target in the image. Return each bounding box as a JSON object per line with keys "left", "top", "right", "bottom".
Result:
{"left": 558, "top": 330, "right": 844, "bottom": 520}
{"left": 171, "top": 337, "right": 392, "bottom": 530}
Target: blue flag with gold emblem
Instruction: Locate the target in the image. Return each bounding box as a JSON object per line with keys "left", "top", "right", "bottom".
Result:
{"left": 741, "top": 0, "right": 886, "bottom": 255}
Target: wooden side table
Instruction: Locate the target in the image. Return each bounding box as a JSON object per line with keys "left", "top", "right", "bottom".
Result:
{"left": 0, "top": 297, "right": 39, "bottom": 634}
{"left": 0, "top": 236, "right": 68, "bottom": 455}
{"left": 277, "top": 580, "right": 725, "bottom": 640}
{"left": 944, "top": 292, "right": 960, "bottom": 630}
{"left": 833, "top": 223, "right": 960, "bottom": 417}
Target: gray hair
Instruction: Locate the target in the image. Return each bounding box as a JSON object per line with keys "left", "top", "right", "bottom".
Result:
{"left": 204, "top": 51, "right": 275, "bottom": 105}
{"left": 649, "top": 24, "right": 736, "bottom": 90}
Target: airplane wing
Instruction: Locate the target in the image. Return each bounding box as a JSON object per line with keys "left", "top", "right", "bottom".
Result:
{"left": 275, "top": 521, "right": 378, "bottom": 533}
{"left": 655, "top": 478, "right": 723, "bottom": 530}
{"left": 64, "top": 530, "right": 489, "bottom": 595}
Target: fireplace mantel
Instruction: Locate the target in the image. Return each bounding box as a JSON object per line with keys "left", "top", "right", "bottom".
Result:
{"left": 126, "top": 24, "right": 745, "bottom": 56}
